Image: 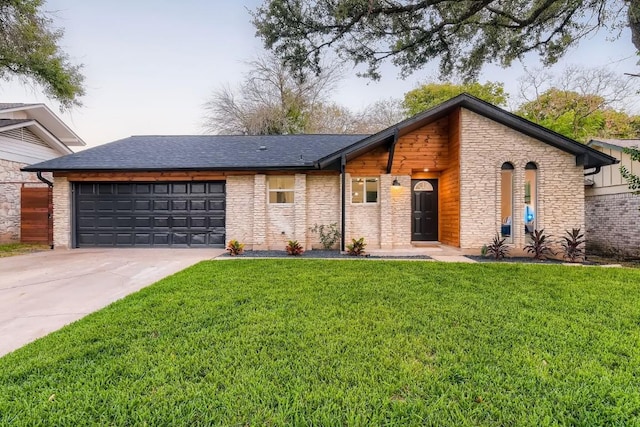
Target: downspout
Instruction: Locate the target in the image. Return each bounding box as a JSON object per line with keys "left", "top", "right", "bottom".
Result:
{"left": 36, "top": 171, "right": 53, "bottom": 187}
{"left": 583, "top": 166, "right": 601, "bottom": 177}
{"left": 36, "top": 172, "right": 54, "bottom": 249}
{"left": 341, "top": 154, "right": 346, "bottom": 252}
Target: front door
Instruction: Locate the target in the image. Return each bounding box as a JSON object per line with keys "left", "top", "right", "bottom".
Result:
{"left": 411, "top": 179, "right": 438, "bottom": 241}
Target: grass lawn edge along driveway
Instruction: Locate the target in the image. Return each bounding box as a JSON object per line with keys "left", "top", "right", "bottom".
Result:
{"left": 1, "top": 260, "right": 639, "bottom": 426}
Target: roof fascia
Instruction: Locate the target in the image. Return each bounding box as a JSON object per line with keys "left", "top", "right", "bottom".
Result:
{"left": 1, "top": 104, "right": 85, "bottom": 146}
{"left": 0, "top": 120, "right": 73, "bottom": 155}
{"left": 20, "top": 164, "right": 329, "bottom": 173}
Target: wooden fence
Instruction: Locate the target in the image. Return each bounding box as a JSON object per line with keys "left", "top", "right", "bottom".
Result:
{"left": 20, "top": 186, "right": 53, "bottom": 246}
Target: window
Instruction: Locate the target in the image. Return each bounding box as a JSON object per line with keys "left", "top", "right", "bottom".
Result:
{"left": 351, "top": 177, "right": 378, "bottom": 204}
{"left": 268, "top": 176, "right": 294, "bottom": 204}
{"left": 500, "top": 163, "right": 514, "bottom": 243}
{"left": 524, "top": 162, "right": 537, "bottom": 235}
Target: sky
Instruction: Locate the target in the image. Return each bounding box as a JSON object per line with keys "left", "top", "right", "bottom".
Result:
{"left": 1, "top": 1, "right": 638, "bottom": 149}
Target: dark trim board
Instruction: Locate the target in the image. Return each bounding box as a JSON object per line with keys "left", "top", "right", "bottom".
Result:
{"left": 73, "top": 181, "right": 225, "bottom": 248}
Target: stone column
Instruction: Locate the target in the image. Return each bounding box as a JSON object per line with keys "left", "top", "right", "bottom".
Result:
{"left": 379, "top": 174, "right": 393, "bottom": 249}
{"left": 294, "top": 174, "right": 308, "bottom": 249}
{"left": 53, "top": 176, "right": 71, "bottom": 249}
{"left": 253, "top": 174, "right": 267, "bottom": 250}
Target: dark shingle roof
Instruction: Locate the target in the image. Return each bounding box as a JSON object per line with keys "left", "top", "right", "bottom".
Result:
{"left": 22, "top": 134, "right": 370, "bottom": 172}
{"left": 0, "top": 118, "right": 33, "bottom": 128}
{"left": 0, "top": 103, "right": 36, "bottom": 110}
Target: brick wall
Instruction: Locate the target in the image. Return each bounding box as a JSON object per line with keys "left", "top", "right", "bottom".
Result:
{"left": 306, "top": 175, "right": 340, "bottom": 249}
{"left": 52, "top": 176, "right": 71, "bottom": 248}
{"left": 0, "top": 159, "right": 51, "bottom": 242}
{"left": 227, "top": 174, "right": 341, "bottom": 250}
{"left": 226, "top": 175, "right": 255, "bottom": 247}
{"left": 585, "top": 192, "right": 640, "bottom": 257}
{"left": 459, "top": 109, "right": 585, "bottom": 251}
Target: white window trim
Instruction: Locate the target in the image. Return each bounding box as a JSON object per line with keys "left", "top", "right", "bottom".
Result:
{"left": 351, "top": 177, "right": 379, "bottom": 205}
{"left": 267, "top": 176, "right": 295, "bottom": 204}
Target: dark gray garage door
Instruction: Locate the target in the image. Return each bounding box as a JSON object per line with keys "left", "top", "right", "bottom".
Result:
{"left": 74, "top": 182, "right": 225, "bottom": 247}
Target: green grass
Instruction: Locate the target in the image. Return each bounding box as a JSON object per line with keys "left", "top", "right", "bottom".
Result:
{"left": 0, "top": 243, "right": 49, "bottom": 258}
{"left": 1, "top": 260, "right": 640, "bottom": 426}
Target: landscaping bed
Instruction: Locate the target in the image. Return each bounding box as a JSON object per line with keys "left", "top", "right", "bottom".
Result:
{"left": 224, "top": 250, "right": 432, "bottom": 260}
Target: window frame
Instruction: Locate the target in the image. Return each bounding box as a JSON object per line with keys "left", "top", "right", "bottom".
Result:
{"left": 351, "top": 177, "right": 379, "bottom": 205}
{"left": 500, "top": 162, "right": 514, "bottom": 243}
{"left": 267, "top": 176, "right": 295, "bottom": 204}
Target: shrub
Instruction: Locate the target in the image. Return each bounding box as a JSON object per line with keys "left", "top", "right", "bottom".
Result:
{"left": 309, "top": 223, "right": 341, "bottom": 250}
{"left": 346, "top": 237, "right": 366, "bottom": 256}
{"left": 561, "top": 228, "right": 585, "bottom": 262}
{"left": 226, "top": 239, "right": 245, "bottom": 256}
{"left": 486, "top": 234, "right": 509, "bottom": 260}
{"left": 524, "top": 229, "right": 555, "bottom": 260}
{"left": 285, "top": 240, "right": 304, "bottom": 256}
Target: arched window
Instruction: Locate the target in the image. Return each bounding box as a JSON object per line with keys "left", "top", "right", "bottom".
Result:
{"left": 413, "top": 181, "right": 434, "bottom": 192}
{"left": 500, "top": 162, "right": 514, "bottom": 242}
{"left": 524, "top": 162, "right": 538, "bottom": 235}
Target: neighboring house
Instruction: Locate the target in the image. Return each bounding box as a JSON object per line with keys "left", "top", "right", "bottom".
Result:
{"left": 0, "top": 103, "right": 85, "bottom": 243}
{"left": 585, "top": 139, "right": 640, "bottom": 257}
{"left": 23, "top": 94, "right": 616, "bottom": 253}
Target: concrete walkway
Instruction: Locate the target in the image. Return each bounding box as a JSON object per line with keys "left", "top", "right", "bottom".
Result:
{"left": 0, "top": 248, "right": 223, "bottom": 357}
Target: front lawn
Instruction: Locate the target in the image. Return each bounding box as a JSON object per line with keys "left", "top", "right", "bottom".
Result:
{"left": 1, "top": 260, "right": 639, "bottom": 425}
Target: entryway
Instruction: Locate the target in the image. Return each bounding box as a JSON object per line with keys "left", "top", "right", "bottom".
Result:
{"left": 411, "top": 179, "right": 438, "bottom": 241}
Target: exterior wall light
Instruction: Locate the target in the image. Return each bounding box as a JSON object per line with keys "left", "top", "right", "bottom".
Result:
{"left": 392, "top": 178, "right": 401, "bottom": 187}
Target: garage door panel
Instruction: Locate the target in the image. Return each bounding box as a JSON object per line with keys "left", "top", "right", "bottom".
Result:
{"left": 135, "top": 200, "right": 151, "bottom": 211}
{"left": 153, "top": 200, "right": 170, "bottom": 211}
{"left": 172, "top": 200, "right": 188, "bottom": 211}
{"left": 116, "top": 234, "right": 133, "bottom": 245}
{"left": 75, "top": 181, "right": 225, "bottom": 247}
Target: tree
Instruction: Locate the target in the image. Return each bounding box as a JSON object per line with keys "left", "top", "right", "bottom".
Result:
{"left": 516, "top": 66, "right": 640, "bottom": 142}
{"left": 403, "top": 81, "right": 508, "bottom": 116}
{"left": 203, "top": 54, "right": 343, "bottom": 135}
{"left": 621, "top": 146, "right": 640, "bottom": 195}
{"left": 0, "top": 0, "right": 84, "bottom": 108}
{"left": 252, "top": 0, "right": 639, "bottom": 81}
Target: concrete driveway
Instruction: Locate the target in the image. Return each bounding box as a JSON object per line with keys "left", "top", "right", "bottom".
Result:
{"left": 0, "top": 248, "right": 224, "bottom": 357}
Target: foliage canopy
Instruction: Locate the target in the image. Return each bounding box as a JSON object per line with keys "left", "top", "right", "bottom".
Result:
{"left": 253, "top": 0, "right": 639, "bottom": 81}
{"left": 0, "top": 0, "right": 84, "bottom": 108}
{"left": 403, "top": 81, "right": 507, "bottom": 116}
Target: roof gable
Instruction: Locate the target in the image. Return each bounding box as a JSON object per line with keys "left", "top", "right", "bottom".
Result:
{"left": 318, "top": 94, "right": 618, "bottom": 169}
{"left": 0, "top": 103, "right": 85, "bottom": 147}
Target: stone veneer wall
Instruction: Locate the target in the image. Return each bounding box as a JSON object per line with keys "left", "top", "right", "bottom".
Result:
{"left": 52, "top": 176, "right": 71, "bottom": 248}
{"left": 0, "top": 159, "right": 51, "bottom": 242}
{"left": 585, "top": 192, "right": 640, "bottom": 257}
{"left": 306, "top": 175, "right": 341, "bottom": 249}
{"left": 225, "top": 175, "right": 255, "bottom": 247}
{"left": 226, "top": 174, "right": 341, "bottom": 250}
{"left": 459, "top": 109, "right": 585, "bottom": 251}
{"left": 344, "top": 173, "right": 411, "bottom": 249}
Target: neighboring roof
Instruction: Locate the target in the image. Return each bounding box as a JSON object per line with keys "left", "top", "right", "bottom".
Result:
{"left": 0, "top": 103, "right": 85, "bottom": 146}
{"left": 0, "top": 118, "right": 33, "bottom": 128}
{"left": 317, "top": 93, "right": 618, "bottom": 169}
{"left": 587, "top": 139, "right": 640, "bottom": 151}
{"left": 22, "top": 134, "right": 369, "bottom": 172}
{"left": 0, "top": 103, "right": 34, "bottom": 110}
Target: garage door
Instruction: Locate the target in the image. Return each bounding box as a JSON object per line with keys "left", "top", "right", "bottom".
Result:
{"left": 74, "top": 182, "right": 225, "bottom": 247}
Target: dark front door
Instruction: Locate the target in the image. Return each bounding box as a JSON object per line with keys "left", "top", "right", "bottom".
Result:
{"left": 411, "top": 179, "right": 438, "bottom": 241}
{"left": 74, "top": 181, "right": 225, "bottom": 247}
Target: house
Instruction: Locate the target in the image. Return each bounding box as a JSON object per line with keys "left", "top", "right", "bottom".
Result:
{"left": 585, "top": 139, "right": 639, "bottom": 257}
{"left": 22, "top": 94, "right": 616, "bottom": 253}
{"left": 0, "top": 103, "right": 85, "bottom": 243}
